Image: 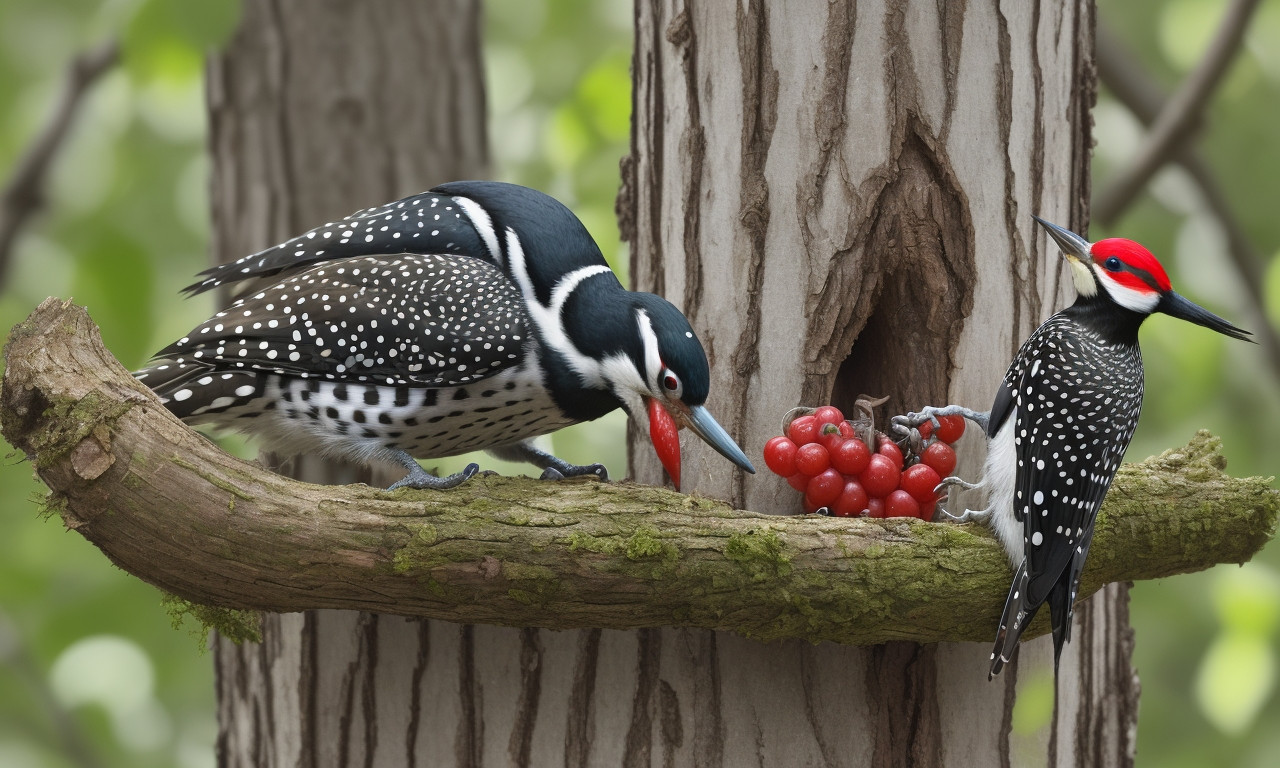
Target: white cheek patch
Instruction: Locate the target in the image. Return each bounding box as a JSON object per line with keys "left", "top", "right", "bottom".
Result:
{"left": 1095, "top": 267, "right": 1160, "bottom": 313}
{"left": 635, "top": 310, "right": 662, "bottom": 388}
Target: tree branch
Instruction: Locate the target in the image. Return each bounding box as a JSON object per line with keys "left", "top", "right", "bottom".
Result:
{"left": 0, "top": 39, "right": 119, "bottom": 290}
{"left": 3, "top": 300, "right": 1277, "bottom": 645}
{"left": 1093, "top": 0, "right": 1261, "bottom": 223}
{"left": 1095, "top": 19, "right": 1280, "bottom": 384}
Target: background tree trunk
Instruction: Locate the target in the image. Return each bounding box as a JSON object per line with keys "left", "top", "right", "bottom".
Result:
{"left": 213, "top": 1, "right": 1139, "bottom": 766}
{"left": 207, "top": 1, "right": 495, "bottom": 765}
{"left": 620, "top": 0, "right": 1137, "bottom": 765}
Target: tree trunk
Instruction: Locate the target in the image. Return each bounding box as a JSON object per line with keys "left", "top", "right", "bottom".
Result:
{"left": 212, "top": 1, "right": 1139, "bottom": 767}
{"left": 620, "top": 0, "right": 1137, "bottom": 765}
{"left": 207, "top": 1, "right": 494, "bottom": 765}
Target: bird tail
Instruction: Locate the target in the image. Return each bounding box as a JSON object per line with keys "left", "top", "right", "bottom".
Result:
{"left": 988, "top": 561, "right": 1037, "bottom": 679}
{"left": 1048, "top": 574, "right": 1072, "bottom": 676}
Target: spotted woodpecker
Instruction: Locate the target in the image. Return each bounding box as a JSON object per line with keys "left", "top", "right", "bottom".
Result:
{"left": 135, "top": 181, "right": 755, "bottom": 490}
{"left": 895, "top": 217, "right": 1250, "bottom": 679}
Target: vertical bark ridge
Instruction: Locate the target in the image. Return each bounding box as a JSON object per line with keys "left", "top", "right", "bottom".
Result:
{"left": 867, "top": 642, "right": 943, "bottom": 768}
{"left": 664, "top": 7, "right": 707, "bottom": 323}
{"left": 689, "top": 631, "right": 725, "bottom": 766}
{"left": 563, "top": 629, "right": 601, "bottom": 768}
{"left": 657, "top": 680, "right": 683, "bottom": 768}
{"left": 995, "top": 3, "right": 1033, "bottom": 359}
{"left": 301, "top": 613, "right": 319, "bottom": 767}
{"left": 727, "top": 0, "right": 777, "bottom": 507}
{"left": 405, "top": 620, "right": 430, "bottom": 768}
{"left": 359, "top": 614, "right": 379, "bottom": 768}
{"left": 508, "top": 628, "right": 544, "bottom": 767}
{"left": 455, "top": 624, "right": 481, "bottom": 767}
{"left": 622, "top": 628, "right": 662, "bottom": 768}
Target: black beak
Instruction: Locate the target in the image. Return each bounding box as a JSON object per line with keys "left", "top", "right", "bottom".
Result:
{"left": 1158, "top": 291, "right": 1254, "bottom": 342}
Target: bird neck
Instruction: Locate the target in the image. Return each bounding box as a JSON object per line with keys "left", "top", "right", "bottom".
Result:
{"left": 1064, "top": 293, "right": 1146, "bottom": 347}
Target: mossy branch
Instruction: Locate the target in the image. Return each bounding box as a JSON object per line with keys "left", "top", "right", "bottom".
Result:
{"left": 3, "top": 299, "right": 1277, "bottom": 645}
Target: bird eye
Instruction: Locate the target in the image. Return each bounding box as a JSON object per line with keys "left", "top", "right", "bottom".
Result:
{"left": 661, "top": 370, "right": 683, "bottom": 397}
{"left": 1104, "top": 256, "right": 1122, "bottom": 271}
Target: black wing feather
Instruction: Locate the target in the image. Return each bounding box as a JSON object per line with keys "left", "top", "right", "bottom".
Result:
{"left": 156, "top": 253, "right": 529, "bottom": 389}
{"left": 185, "top": 190, "right": 496, "bottom": 295}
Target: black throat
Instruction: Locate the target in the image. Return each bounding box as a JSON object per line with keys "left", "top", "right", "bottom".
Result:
{"left": 1063, "top": 294, "right": 1145, "bottom": 347}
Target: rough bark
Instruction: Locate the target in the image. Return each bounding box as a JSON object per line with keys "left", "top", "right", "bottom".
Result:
{"left": 200, "top": 1, "right": 491, "bottom": 765}
{"left": 2, "top": 299, "right": 1277, "bottom": 647}
{"left": 621, "top": 1, "right": 1140, "bottom": 765}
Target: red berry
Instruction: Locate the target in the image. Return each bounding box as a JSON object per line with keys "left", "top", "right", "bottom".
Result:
{"left": 918, "top": 499, "right": 937, "bottom": 521}
{"left": 806, "top": 468, "right": 844, "bottom": 507}
{"left": 831, "top": 480, "right": 869, "bottom": 517}
{"left": 859, "top": 454, "right": 901, "bottom": 498}
{"left": 901, "top": 463, "right": 942, "bottom": 504}
{"left": 936, "top": 415, "right": 966, "bottom": 443}
{"left": 787, "top": 415, "right": 819, "bottom": 445}
{"left": 763, "top": 436, "right": 799, "bottom": 477}
{"left": 830, "top": 437, "right": 871, "bottom": 476}
{"left": 802, "top": 495, "right": 824, "bottom": 514}
{"left": 818, "top": 424, "right": 845, "bottom": 452}
{"left": 786, "top": 473, "right": 810, "bottom": 492}
{"left": 920, "top": 441, "right": 957, "bottom": 477}
{"left": 885, "top": 489, "right": 921, "bottom": 518}
{"left": 837, "top": 421, "right": 855, "bottom": 439}
{"left": 876, "top": 438, "right": 903, "bottom": 470}
{"left": 794, "top": 443, "right": 830, "bottom": 476}
{"left": 917, "top": 420, "right": 934, "bottom": 439}
{"left": 866, "top": 497, "right": 887, "bottom": 518}
{"left": 812, "top": 405, "right": 845, "bottom": 429}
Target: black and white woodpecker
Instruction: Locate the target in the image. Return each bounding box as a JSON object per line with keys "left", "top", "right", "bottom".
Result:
{"left": 895, "top": 217, "right": 1251, "bottom": 679}
{"left": 135, "top": 181, "right": 756, "bottom": 490}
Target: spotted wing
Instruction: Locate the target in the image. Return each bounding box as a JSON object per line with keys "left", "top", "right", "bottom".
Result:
{"left": 1010, "top": 326, "right": 1142, "bottom": 608}
{"left": 154, "top": 253, "right": 529, "bottom": 388}
{"left": 185, "top": 189, "right": 495, "bottom": 295}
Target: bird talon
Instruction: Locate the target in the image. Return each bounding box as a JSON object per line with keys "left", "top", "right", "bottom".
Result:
{"left": 386, "top": 461, "right": 479, "bottom": 491}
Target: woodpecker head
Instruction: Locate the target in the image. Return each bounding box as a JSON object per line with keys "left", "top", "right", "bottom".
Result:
{"left": 600, "top": 293, "right": 755, "bottom": 489}
{"left": 1033, "top": 216, "right": 1252, "bottom": 342}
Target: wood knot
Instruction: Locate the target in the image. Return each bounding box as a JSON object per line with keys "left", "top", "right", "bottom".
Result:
{"left": 71, "top": 436, "right": 114, "bottom": 480}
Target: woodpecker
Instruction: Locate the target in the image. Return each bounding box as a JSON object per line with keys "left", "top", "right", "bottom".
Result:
{"left": 135, "top": 181, "right": 755, "bottom": 490}
{"left": 895, "top": 217, "right": 1250, "bottom": 679}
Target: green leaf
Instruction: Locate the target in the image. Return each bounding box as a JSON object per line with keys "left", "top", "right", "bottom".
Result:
{"left": 1195, "top": 631, "right": 1276, "bottom": 735}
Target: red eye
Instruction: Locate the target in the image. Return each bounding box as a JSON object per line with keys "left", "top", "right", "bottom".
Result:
{"left": 664, "top": 374, "right": 679, "bottom": 391}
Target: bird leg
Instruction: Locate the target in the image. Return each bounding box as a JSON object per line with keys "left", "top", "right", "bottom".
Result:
{"left": 385, "top": 450, "right": 479, "bottom": 491}
{"left": 488, "top": 441, "right": 609, "bottom": 482}
{"left": 890, "top": 405, "right": 991, "bottom": 437}
{"left": 890, "top": 404, "right": 993, "bottom": 522}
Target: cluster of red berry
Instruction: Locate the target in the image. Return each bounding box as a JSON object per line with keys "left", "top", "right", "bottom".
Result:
{"left": 762, "top": 405, "right": 964, "bottom": 518}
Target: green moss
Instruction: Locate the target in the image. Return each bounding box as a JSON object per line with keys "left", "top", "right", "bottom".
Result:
{"left": 566, "top": 525, "right": 678, "bottom": 562}
{"left": 724, "top": 529, "right": 791, "bottom": 581}
{"left": 161, "top": 593, "right": 262, "bottom": 651}
{"left": 28, "top": 391, "right": 134, "bottom": 469}
{"left": 393, "top": 523, "right": 440, "bottom": 574}
{"left": 37, "top": 491, "right": 67, "bottom": 521}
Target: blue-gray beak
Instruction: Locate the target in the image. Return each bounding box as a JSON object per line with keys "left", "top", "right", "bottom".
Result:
{"left": 686, "top": 405, "right": 756, "bottom": 474}
{"left": 1032, "top": 216, "right": 1091, "bottom": 261}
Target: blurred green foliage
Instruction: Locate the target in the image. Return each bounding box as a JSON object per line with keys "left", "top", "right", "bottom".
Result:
{"left": 0, "top": 0, "right": 1275, "bottom": 766}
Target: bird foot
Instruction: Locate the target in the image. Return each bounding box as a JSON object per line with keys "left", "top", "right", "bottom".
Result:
{"left": 942, "top": 506, "right": 991, "bottom": 523}
{"left": 387, "top": 462, "right": 479, "bottom": 491}
{"left": 539, "top": 462, "right": 608, "bottom": 482}
{"left": 490, "top": 441, "right": 609, "bottom": 482}
{"left": 891, "top": 405, "right": 991, "bottom": 438}
{"left": 936, "top": 475, "right": 983, "bottom": 493}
